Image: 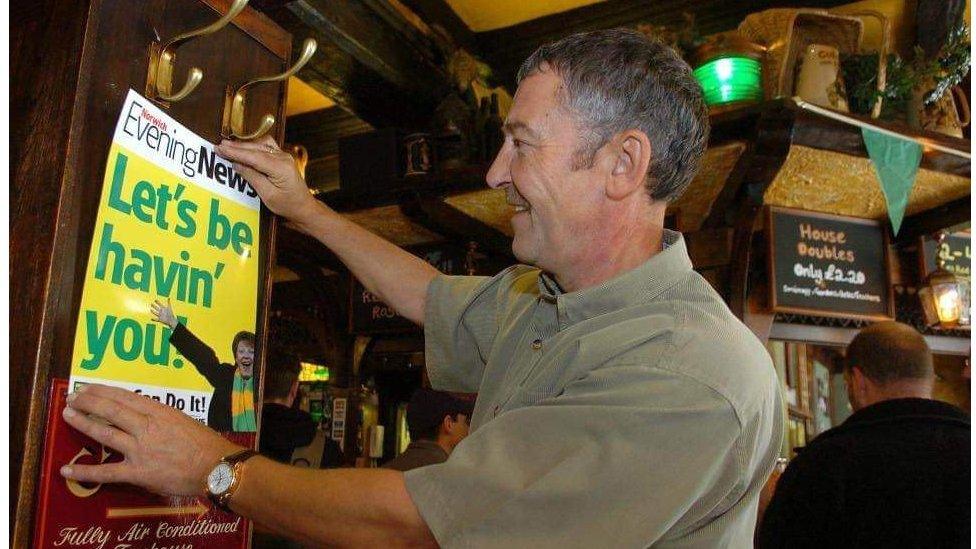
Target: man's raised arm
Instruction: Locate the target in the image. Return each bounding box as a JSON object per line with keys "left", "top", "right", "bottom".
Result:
{"left": 215, "top": 137, "right": 439, "bottom": 325}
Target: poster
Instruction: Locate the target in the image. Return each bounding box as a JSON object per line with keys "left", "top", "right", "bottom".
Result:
{"left": 69, "top": 90, "right": 261, "bottom": 432}
{"left": 34, "top": 380, "right": 252, "bottom": 549}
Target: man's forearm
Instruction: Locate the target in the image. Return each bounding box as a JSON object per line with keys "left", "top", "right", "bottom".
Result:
{"left": 292, "top": 201, "right": 439, "bottom": 325}
{"left": 231, "top": 457, "right": 436, "bottom": 547}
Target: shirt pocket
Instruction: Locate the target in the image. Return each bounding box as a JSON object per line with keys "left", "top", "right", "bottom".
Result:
{"left": 499, "top": 341, "right": 582, "bottom": 412}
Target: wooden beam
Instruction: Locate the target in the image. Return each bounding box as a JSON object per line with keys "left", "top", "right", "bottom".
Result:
{"left": 399, "top": 194, "right": 514, "bottom": 259}
{"left": 397, "top": 0, "right": 479, "bottom": 54}
{"left": 789, "top": 104, "right": 970, "bottom": 177}
{"left": 261, "top": 0, "right": 450, "bottom": 128}
{"left": 318, "top": 163, "right": 490, "bottom": 212}
{"left": 475, "top": 0, "right": 851, "bottom": 88}
{"left": 286, "top": 106, "right": 374, "bottom": 159}
{"left": 893, "top": 197, "right": 971, "bottom": 245}
{"left": 285, "top": 106, "right": 373, "bottom": 192}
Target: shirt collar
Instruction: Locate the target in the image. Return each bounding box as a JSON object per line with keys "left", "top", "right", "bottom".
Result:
{"left": 409, "top": 440, "right": 449, "bottom": 456}
{"left": 537, "top": 230, "right": 693, "bottom": 330}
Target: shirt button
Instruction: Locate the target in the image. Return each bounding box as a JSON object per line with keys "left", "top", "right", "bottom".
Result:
{"left": 531, "top": 339, "right": 542, "bottom": 350}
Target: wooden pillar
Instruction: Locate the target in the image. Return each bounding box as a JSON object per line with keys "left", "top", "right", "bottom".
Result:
{"left": 10, "top": 1, "right": 290, "bottom": 544}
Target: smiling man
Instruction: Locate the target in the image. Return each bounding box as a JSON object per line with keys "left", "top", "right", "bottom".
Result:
{"left": 61, "top": 29, "right": 782, "bottom": 547}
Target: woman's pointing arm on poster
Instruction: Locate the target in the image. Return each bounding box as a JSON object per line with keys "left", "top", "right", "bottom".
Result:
{"left": 215, "top": 136, "right": 438, "bottom": 325}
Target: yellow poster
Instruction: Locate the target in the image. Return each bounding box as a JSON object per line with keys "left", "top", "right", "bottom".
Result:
{"left": 70, "top": 90, "right": 261, "bottom": 432}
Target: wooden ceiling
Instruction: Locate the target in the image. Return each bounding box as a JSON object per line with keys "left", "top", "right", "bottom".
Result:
{"left": 443, "top": 0, "right": 606, "bottom": 31}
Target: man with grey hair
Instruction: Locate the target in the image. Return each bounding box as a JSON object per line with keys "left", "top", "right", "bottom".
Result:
{"left": 61, "top": 29, "right": 782, "bottom": 547}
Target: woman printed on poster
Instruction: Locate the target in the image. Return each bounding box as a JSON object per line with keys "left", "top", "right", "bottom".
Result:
{"left": 151, "top": 299, "right": 257, "bottom": 432}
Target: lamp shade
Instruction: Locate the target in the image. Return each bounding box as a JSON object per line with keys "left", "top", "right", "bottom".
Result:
{"left": 928, "top": 268, "right": 962, "bottom": 325}
{"left": 693, "top": 56, "right": 763, "bottom": 107}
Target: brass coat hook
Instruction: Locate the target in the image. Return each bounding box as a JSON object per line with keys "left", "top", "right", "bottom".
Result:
{"left": 222, "top": 38, "right": 318, "bottom": 140}
{"left": 146, "top": 0, "right": 249, "bottom": 104}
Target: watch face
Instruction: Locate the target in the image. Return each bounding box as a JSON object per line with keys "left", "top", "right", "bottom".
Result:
{"left": 207, "top": 463, "right": 234, "bottom": 495}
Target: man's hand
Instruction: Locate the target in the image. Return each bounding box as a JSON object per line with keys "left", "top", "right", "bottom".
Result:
{"left": 150, "top": 298, "right": 178, "bottom": 329}
{"left": 60, "top": 384, "right": 241, "bottom": 496}
{"left": 215, "top": 136, "right": 319, "bottom": 223}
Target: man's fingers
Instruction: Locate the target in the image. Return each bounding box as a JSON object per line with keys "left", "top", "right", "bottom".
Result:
{"left": 68, "top": 390, "right": 149, "bottom": 436}
{"left": 61, "top": 461, "right": 132, "bottom": 485}
{"left": 214, "top": 145, "right": 276, "bottom": 173}
{"left": 233, "top": 163, "right": 273, "bottom": 192}
{"left": 62, "top": 406, "right": 137, "bottom": 456}
{"left": 218, "top": 136, "right": 277, "bottom": 152}
{"left": 74, "top": 384, "right": 162, "bottom": 416}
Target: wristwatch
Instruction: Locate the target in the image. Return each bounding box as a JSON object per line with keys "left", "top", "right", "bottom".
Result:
{"left": 205, "top": 448, "right": 258, "bottom": 511}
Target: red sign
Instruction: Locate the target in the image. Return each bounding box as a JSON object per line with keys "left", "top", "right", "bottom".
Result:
{"left": 34, "top": 379, "right": 252, "bottom": 548}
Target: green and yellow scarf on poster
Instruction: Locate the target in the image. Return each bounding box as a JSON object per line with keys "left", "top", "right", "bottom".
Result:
{"left": 232, "top": 371, "right": 256, "bottom": 432}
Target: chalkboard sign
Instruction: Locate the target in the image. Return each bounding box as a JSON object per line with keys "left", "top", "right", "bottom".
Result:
{"left": 766, "top": 207, "right": 893, "bottom": 320}
{"left": 348, "top": 246, "right": 465, "bottom": 334}
{"left": 920, "top": 232, "right": 971, "bottom": 279}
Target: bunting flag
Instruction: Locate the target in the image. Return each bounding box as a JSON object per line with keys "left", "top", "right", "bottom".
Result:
{"left": 861, "top": 127, "right": 923, "bottom": 235}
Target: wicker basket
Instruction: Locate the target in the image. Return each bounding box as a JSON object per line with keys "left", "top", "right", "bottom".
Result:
{"left": 739, "top": 8, "right": 890, "bottom": 118}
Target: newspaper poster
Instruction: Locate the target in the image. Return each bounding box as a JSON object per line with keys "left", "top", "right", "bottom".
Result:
{"left": 69, "top": 89, "right": 261, "bottom": 433}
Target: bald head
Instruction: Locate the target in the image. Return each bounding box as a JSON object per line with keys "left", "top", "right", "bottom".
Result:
{"left": 844, "top": 322, "right": 934, "bottom": 410}
{"left": 846, "top": 322, "right": 933, "bottom": 383}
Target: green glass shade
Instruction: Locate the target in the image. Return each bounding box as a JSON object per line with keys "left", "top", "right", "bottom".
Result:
{"left": 693, "top": 56, "right": 763, "bottom": 106}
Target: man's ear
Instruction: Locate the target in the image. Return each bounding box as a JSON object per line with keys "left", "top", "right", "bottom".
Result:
{"left": 606, "top": 129, "right": 652, "bottom": 201}
{"left": 850, "top": 366, "right": 872, "bottom": 393}
{"left": 441, "top": 415, "right": 455, "bottom": 435}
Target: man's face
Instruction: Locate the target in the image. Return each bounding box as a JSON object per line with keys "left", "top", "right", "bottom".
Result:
{"left": 235, "top": 341, "right": 255, "bottom": 377}
{"left": 486, "top": 69, "right": 611, "bottom": 275}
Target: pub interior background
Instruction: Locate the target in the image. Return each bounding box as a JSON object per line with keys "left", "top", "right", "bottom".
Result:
{"left": 10, "top": 0, "right": 972, "bottom": 545}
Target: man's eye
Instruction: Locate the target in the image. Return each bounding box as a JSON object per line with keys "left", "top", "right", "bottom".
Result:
{"left": 513, "top": 139, "right": 523, "bottom": 148}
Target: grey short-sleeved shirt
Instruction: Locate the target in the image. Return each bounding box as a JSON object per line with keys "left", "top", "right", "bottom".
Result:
{"left": 405, "top": 230, "right": 783, "bottom": 548}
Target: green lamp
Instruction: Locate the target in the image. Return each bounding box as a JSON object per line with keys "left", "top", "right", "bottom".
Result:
{"left": 692, "top": 33, "right": 764, "bottom": 108}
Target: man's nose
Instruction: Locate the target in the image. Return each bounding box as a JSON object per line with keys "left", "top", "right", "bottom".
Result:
{"left": 485, "top": 141, "right": 512, "bottom": 190}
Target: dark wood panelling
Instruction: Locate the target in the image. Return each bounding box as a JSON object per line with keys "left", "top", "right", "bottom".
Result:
{"left": 10, "top": 0, "right": 92, "bottom": 541}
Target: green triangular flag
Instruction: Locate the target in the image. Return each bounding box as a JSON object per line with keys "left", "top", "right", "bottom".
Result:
{"left": 861, "top": 127, "right": 922, "bottom": 235}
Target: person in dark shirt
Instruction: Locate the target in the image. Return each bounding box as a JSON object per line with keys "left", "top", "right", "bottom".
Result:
{"left": 758, "top": 321, "right": 970, "bottom": 548}
{"left": 151, "top": 299, "right": 256, "bottom": 432}
{"left": 254, "top": 350, "right": 344, "bottom": 549}
{"left": 383, "top": 388, "right": 473, "bottom": 471}
{"left": 260, "top": 350, "right": 342, "bottom": 468}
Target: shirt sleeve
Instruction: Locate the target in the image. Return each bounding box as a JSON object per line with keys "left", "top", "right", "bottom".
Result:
{"left": 423, "top": 272, "right": 504, "bottom": 393}
{"left": 169, "top": 322, "right": 224, "bottom": 385}
{"left": 403, "top": 364, "right": 746, "bottom": 548}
